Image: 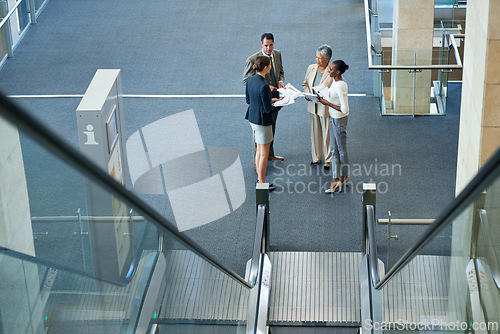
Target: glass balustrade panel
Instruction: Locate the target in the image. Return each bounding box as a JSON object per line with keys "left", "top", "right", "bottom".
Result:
{"left": 0, "top": 105, "right": 251, "bottom": 333}
{"left": 476, "top": 176, "right": 500, "bottom": 331}
{"left": 378, "top": 174, "right": 500, "bottom": 333}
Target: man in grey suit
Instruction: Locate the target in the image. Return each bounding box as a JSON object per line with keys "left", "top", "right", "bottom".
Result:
{"left": 243, "top": 32, "right": 285, "bottom": 161}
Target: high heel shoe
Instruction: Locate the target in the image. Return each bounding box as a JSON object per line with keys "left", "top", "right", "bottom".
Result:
{"left": 325, "top": 181, "right": 342, "bottom": 193}
{"left": 341, "top": 176, "right": 350, "bottom": 187}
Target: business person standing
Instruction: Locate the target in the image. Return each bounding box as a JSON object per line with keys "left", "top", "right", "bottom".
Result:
{"left": 302, "top": 44, "right": 334, "bottom": 170}
{"left": 245, "top": 56, "right": 282, "bottom": 190}
{"left": 243, "top": 32, "right": 285, "bottom": 161}
{"left": 317, "top": 60, "right": 350, "bottom": 193}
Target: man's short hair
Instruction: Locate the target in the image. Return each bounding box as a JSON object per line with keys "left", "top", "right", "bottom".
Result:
{"left": 261, "top": 33, "right": 274, "bottom": 42}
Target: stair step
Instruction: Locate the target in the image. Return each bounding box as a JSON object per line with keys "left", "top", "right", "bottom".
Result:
{"left": 268, "top": 251, "right": 362, "bottom": 325}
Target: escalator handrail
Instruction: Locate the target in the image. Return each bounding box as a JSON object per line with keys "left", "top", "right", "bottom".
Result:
{"left": 374, "top": 146, "right": 500, "bottom": 290}
{"left": 365, "top": 204, "right": 380, "bottom": 286}
{"left": 248, "top": 204, "right": 266, "bottom": 286}
{"left": 0, "top": 245, "right": 136, "bottom": 285}
{"left": 0, "top": 91, "right": 253, "bottom": 289}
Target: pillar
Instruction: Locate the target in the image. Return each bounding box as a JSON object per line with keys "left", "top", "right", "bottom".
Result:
{"left": 456, "top": 0, "right": 500, "bottom": 193}
{"left": 0, "top": 118, "right": 34, "bottom": 255}
{"left": 451, "top": 0, "right": 500, "bottom": 325}
{"left": 391, "top": 0, "right": 435, "bottom": 114}
{"left": 0, "top": 118, "right": 42, "bottom": 334}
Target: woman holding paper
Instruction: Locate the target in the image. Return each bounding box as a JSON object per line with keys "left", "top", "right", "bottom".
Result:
{"left": 317, "top": 60, "right": 350, "bottom": 193}
{"left": 302, "top": 44, "right": 334, "bottom": 170}
{"left": 245, "top": 55, "right": 282, "bottom": 189}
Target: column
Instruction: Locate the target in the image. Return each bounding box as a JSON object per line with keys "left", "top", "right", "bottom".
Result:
{"left": 391, "top": 0, "right": 435, "bottom": 114}
{"left": 456, "top": 0, "right": 500, "bottom": 193}
{"left": 0, "top": 118, "right": 42, "bottom": 334}
{"left": 0, "top": 118, "right": 34, "bottom": 255}
{"left": 452, "top": 0, "right": 500, "bottom": 324}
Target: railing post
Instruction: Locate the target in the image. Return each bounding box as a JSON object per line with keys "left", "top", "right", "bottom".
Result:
{"left": 360, "top": 193, "right": 383, "bottom": 334}
{"left": 362, "top": 183, "right": 376, "bottom": 253}
{"left": 28, "top": 0, "right": 36, "bottom": 24}
{"left": 256, "top": 183, "right": 270, "bottom": 253}
{"left": 1, "top": 1, "right": 14, "bottom": 57}
{"left": 76, "top": 208, "right": 87, "bottom": 272}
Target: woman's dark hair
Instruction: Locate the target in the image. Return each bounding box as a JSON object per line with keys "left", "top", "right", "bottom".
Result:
{"left": 332, "top": 60, "right": 349, "bottom": 74}
{"left": 253, "top": 55, "right": 271, "bottom": 72}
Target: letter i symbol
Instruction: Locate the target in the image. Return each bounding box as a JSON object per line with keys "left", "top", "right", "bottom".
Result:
{"left": 84, "top": 124, "right": 99, "bottom": 145}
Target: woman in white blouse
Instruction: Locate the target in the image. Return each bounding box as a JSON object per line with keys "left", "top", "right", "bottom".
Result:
{"left": 317, "top": 60, "right": 350, "bottom": 193}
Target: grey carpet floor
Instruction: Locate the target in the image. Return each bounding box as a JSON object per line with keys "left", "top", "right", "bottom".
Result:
{"left": 0, "top": 0, "right": 459, "bottom": 277}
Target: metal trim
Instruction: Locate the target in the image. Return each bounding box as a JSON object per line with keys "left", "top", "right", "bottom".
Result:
{"left": 378, "top": 218, "right": 434, "bottom": 225}
{"left": 0, "top": 0, "right": 25, "bottom": 29}
{"left": 248, "top": 204, "right": 266, "bottom": 286}
{"left": 366, "top": 205, "right": 380, "bottom": 286}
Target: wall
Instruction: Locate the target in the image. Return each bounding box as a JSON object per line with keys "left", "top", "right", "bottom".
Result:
{"left": 0, "top": 118, "right": 34, "bottom": 256}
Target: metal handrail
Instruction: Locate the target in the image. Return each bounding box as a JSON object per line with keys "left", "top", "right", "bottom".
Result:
{"left": 365, "top": 204, "right": 380, "bottom": 286}
{"left": 0, "top": 90, "right": 254, "bottom": 289}
{"left": 479, "top": 210, "right": 500, "bottom": 290}
{"left": 364, "top": 0, "right": 464, "bottom": 70}
{"left": 0, "top": 245, "right": 149, "bottom": 285}
{"left": 378, "top": 218, "right": 433, "bottom": 225}
{"left": 247, "top": 204, "right": 266, "bottom": 286}
{"left": 32, "top": 215, "right": 145, "bottom": 222}
{"left": 0, "top": 0, "right": 25, "bottom": 30}
{"left": 373, "top": 147, "right": 500, "bottom": 290}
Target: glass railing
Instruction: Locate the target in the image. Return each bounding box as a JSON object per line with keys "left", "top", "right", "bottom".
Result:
{"left": 0, "top": 246, "right": 159, "bottom": 333}
{"left": 0, "top": 0, "right": 47, "bottom": 68}
{"left": 365, "top": 0, "right": 464, "bottom": 116}
{"left": 362, "top": 147, "right": 500, "bottom": 332}
{"left": 379, "top": 49, "right": 458, "bottom": 116}
{"left": 0, "top": 87, "right": 259, "bottom": 332}
{"left": 476, "top": 207, "right": 500, "bottom": 329}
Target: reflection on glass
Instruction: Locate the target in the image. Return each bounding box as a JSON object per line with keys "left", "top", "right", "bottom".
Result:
{"left": 379, "top": 171, "right": 500, "bottom": 332}
{"left": 0, "top": 103, "right": 251, "bottom": 332}
{"left": 477, "top": 177, "right": 500, "bottom": 329}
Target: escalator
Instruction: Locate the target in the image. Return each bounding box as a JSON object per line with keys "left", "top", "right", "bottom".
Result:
{"left": 1, "top": 88, "right": 500, "bottom": 334}
{"left": 0, "top": 92, "right": 270, "bottom": 333}
{"left": 361, "top": 148, "right": 500, "bottom": 333}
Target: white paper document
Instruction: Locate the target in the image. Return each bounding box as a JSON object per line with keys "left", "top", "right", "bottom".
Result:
{"left": 303, "top": 92, "right": 318, "bottom": 100}
{"left": 273, "top": 83, "right": 302, "bottom": 107}
{"left": 278, "top": 83, "right": 303, "bottom": 100}
{"left": 273, "top": 95, "right": 293, "bottom": 107}
{"left": 312, "top": 83, "right": 329, "bottom": 98}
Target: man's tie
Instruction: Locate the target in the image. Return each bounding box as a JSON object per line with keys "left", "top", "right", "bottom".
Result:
{"left": 269, "top": 56, "right": 277, "bottom": 87}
